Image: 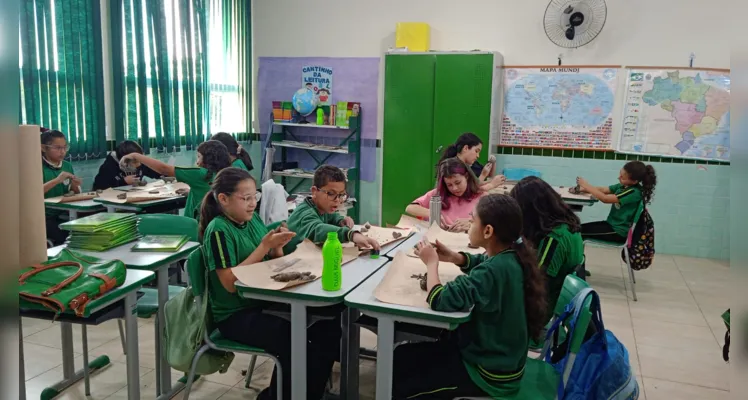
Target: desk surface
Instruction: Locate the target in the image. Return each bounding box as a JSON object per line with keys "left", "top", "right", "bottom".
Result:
{"left": 236, "top": 254, "right": 388, "bottom": 303}
{"left": 48, "top": 241, "right": 199, "bottom": 271}
{"left": 94, "top": 195, "right": 184, "bottom": 210}
{"left": 45, "top": 199, "right": 106, "bottom": 211}
{"left": 20, "top": 269, "right": 154, "bottom": 317}
{"left": 345, "top": 263, "right": 471, "bottom": 326}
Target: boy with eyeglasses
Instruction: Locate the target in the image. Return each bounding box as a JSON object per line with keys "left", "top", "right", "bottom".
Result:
{"left": 284, "top": 165, "right": 380, "bottom": 254}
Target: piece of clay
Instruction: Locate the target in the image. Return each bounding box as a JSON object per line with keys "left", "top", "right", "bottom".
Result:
{"left": 364, "top": 222, "right": 371, "bottom": 229}
{"left": 360, "top": 227, "right": 368, "bottom": 233}
{"left": 63, "top": 191, "right": 75, "bottom": 197}
{"left": 568, "top": 185, "right": 581, "bottom": 195}
{"left": 392, "top": 231, "right": 402, "bottom": 239}
{"left": 137, "top": 180, "right": 148, "bottom": 187}
{"left": 117, "top": 193, "right": 127, "bottom": 200}
{"left": 488, "top": 155, "right": 496, "bottom": 164}
{"left": 411, "top": 273, "right": 427, "bottom": 291}
{"left": 175, "top": 188, "right": 189, "bottom": 197}
{"left": 467, "top": 243, "right": 479, "bottom": 249}
{"left": 149, "top": 190, "right": 160, "bottom": 194}
{"left": 96, "top": 189, "right": 103, "bottom": 194}
{"left": 162, "top": 176, "right": 176, "bottom": 183}
{"left": 271, "top": 271, "right": 315, "bottom": 283}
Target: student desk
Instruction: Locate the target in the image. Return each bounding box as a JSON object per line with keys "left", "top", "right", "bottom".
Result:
{"left": 489, "top": 183, "right": 597, "bottom": 212}
{"left": 48, "top": 241, "right": 199, "bottom": 398}
{"left": 44, "top": 199, "right": 105, "bottom": 220}
{"left": 94, "top": 196, "right": 186, "bottom": 214}
{"left": 344, "top": 264, "right": 471, "bottom": 400}
{"left": 19, "top": 267, "right": 154, "bottom": 400}
{"left": 235, "top": 254, "right": 388, "bottom": 400}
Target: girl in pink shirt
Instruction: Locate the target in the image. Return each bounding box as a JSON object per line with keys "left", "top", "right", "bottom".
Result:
{"left": 406, "top": 158, "right": 485, "bottom": 232}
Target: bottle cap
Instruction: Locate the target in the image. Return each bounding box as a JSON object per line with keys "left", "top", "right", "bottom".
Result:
{"left": 370, "top": 249, "right": 380, "bottom": 259}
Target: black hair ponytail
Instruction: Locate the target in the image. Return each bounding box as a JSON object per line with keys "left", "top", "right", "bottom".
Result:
{"left": 210, "top": 132, "right": 254, "bottom": 171}
{"left": 475, "top": 194, "right": 548, "bottom": 341}
{"left": 623, "top": 161, "right": 657, "bottom": 204}
{"left": 198, "top": 167, "right": 254, "bottom": 241}
{"left": 197, "top": 140, "right": 231, "bottom": 182}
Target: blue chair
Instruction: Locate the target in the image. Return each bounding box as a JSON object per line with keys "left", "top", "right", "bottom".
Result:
{"left": 503, "top": 168, "right": 542, "bottom": 181}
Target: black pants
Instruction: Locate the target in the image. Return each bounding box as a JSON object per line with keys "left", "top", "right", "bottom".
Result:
{"left": 46, "top": 216, "right": 68, "bottom": 246}
{"left": 581, "top": 221, "right": 626, "bottom": 243}
{"left": 392, "top": 337, "right": 487, "bottom": 399}
{"left": 217, "top": 308, "right": 341, "bottom": 400}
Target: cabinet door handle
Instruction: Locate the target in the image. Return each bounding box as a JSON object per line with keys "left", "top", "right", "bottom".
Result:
{"left": 435, "top": 145, "right": 443, "bottom": 153}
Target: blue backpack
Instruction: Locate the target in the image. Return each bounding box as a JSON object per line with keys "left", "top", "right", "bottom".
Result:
{"left": 545, "top": 288, "right": 639, "bottom": 400}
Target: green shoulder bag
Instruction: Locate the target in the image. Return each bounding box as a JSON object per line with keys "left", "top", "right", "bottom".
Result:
{"left": 18, "top": 249, "right": 126, "bottom": 317}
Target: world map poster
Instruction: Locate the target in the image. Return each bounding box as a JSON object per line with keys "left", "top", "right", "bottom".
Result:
{"left": 500, "top": 67, "right": 618, "bottom": 149}
{"left": 618, "top": 69, "right": 730, "bottom": 161}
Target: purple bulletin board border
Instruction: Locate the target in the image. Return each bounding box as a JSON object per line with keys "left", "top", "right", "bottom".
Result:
{"left": 257, "top": 57, "right": 381, "bottom": 182}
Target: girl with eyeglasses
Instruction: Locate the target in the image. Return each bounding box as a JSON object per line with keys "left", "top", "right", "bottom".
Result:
{"left": 41, "top": 128, "right": 80, "bottom": 245}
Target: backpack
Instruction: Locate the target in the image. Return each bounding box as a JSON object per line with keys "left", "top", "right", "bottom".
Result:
{"left": 545, "top": 288, "right": 639, "bottom": 400}
{"left": 623, "top": 206, "right": 655, "bottom": 271}
{"left": 722, "top": 309, "right": 730, "bottom": 362}
{"left": 163, "top": 271, "right": 235, "bottom": 375}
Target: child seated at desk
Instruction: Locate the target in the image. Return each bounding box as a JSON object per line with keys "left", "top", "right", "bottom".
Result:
{"left": 119, "top": 140, "right": 231, "bottom": 220}
{"left": 510, "top": 176, "right": 584, "bottom": 319}
{"left": 41, "top": 128, "right": 81, "bottom": 245}
{"left": 199, "top": 168, "right": 340, "bottom": 400}
{"left": 395, "top": 194, "right": 547, "bottom": 399}
{"left": 283, "top": 164, "right": 380, "bottom": 253}
{"left": 406, "top": 157, "right": 504, "bottom": 232}
{"left": 92, "top": 140, "right": 161, "bottom": 190}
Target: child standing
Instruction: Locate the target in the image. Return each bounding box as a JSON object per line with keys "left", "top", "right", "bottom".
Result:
{"left": 210, "top": 132, "right": 253, "bottom": 171}
{"left": 92, "top": 140, "right": 161, "bottom": 190}
{"left": 41, "top": 129, "right": 81, "bottom": 245}
{"left": 120, "top": 140, "right": 231, "bottom": 219}
{"left": 576, "top": 161, "right": 657, "bottom": 243}
{"left": 199, "top": 168, "right": 341, "bottom": 400}
{"left": 510, "top": 176, "right": 584, "bottom": 317}
{"left": 394, "top": 194, "right": 547, "bottom": 399}
{"left": 284, "top": 165, "right": 380, "bottom": 253}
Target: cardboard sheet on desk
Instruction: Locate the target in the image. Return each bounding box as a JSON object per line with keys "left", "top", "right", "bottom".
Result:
{"left": 98, "top": 182, "right": 189, "bottom": 203}
{"left": 488, "top": 183, "right": 594, "bottom": 202}
{"left": 232, "top": 239, "right": 360, "bottom": 290}
{"left": 359, "top": 224, "right": 414, "bottom": 249}
{"left": 390, "top": 214, "right": 429, "bottom": 231}
{"left": 405, "top": 224, "right": 485, "bottom": 258}
{"left": 374, "top": 252, "right": 464, "bottom": 309}
{"left": 45, "top": 192, "right": 98, "bottom": 204}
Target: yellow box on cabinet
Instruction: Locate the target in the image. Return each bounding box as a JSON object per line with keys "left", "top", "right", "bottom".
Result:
{"left": 395, "top": 22, "right": 430, "bottom": 52}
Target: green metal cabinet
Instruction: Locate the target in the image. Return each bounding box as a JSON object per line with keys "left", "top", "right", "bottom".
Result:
{"left": 381, "top": 52, "right": 499, "bottom": 226}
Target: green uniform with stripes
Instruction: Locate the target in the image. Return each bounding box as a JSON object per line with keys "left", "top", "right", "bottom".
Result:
{"left": 202, "top": 214, "right": 269, "bottom": 323}
{"left": 537, "top": 224, "right": 584, "bottom": 318}
{"left": 175, "top": 167, "right": 212, "bottom": 220}
{"left": 283, "top": 197, "right": 354, "bottom": 254}
{"left": 606, "top": 183, "right": 643, "bottom": 236}
{"left": 427, "top": 249, "right": 527, "bottom": 396}
{"left": 43, "top": 159, "right": 75, "bottom": 217}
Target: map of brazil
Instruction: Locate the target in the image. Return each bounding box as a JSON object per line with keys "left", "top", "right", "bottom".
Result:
{"left": 618, "top": 69, "right": 730, "bottom": 161}
{"left": 500, "top": 67, "right": 617, "bottom": 149}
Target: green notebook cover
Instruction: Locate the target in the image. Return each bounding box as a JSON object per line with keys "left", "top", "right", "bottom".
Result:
{"left": 60, "top": 213, "right": 137, "bottom": 232}
{"left": 67, "top": 234, "right": 140, "bottom": 252}
{"left": 131, "top": 235, "right": 189, "bottom": 252}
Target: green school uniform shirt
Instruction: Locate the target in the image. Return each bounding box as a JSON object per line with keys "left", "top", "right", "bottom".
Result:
{"left": 43, "top": 159, "right": 75, "bottom": 217}
{"left": 537, "top": 224, "right": 584, "bottom": 318}
{"left": 175, "top": 167, "right": 212, "bottom": 220}
{"left": 202, "top": 213, "right": 268, "bottom": 323}
{"left": 231, "top": 158, "right": 250, "bottom": 171}
{"left": 283, "top": 197, "right": 354, "bottom": 254}
{"left": 427, "top": 250, "right": 527, "bottom": 397}
{"left": 606, "top": 183, "right": 643, "bottom": 236}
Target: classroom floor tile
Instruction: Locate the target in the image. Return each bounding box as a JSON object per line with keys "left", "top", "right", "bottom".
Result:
{"left": 21, "top": 248, "right": 730, "bottom": 399}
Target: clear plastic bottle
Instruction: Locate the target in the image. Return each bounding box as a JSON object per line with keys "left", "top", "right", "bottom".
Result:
{"left": 321, "top": 232, "right": 342, "bottom": 291}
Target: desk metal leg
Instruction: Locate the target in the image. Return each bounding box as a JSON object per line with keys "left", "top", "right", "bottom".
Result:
{"left": 157, "top": 266, "right": 173, "bottom": 394}
{"left": 61, "top": 322, "right": 76, "bottom": 378}
{"left": 69, "top": 210, "right": 79, "bottom": 220}
{"left": 340, "top": 307, "right": 360, "bottom": 400}
{"left": 375, "top": 318, "right": 395, "bottom": 400}
{"left": 291, "top": 303, "right": 307, "bottom": 400}
{"left": 124, "top": 292, "right": 141, "bottom": 400}
{"left": 19, "top": 318, "right": 26, "bottom": 400}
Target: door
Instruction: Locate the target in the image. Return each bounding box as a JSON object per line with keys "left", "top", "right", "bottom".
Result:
{"left": 432, "top": 54, "right": 495, "bottom": 168}
{"left": 381, "top": 54, "right": 436, "bottom": 226}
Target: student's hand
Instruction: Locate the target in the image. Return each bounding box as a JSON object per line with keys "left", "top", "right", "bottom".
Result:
{"left": 415, "top": 239, "right": 439, "bottom": 267}
{"left": 576, "top": 177, "right": 590, "bottom": 189}
{"left": 340, "top": 216, "right": 354, "bottom": 228}
{"left": 431, "top": 240, "right": 463, "bottom": 264}
{"left": 124, "top": 175, "right": 137, "bottom": 185}
{"left": 55, "top": 171, "right": 75, "bottom": 185}
{"left": 352, "top": 232, "right": 381, "bottom": 251}
{"left": 449, "top": 218, "right": 471, "bottom": 233}
{"left": 71, "top": 175, "right": 82, "bottom": 187}
{"left": 261, "top": 230, "right": 296, "bottom": 250}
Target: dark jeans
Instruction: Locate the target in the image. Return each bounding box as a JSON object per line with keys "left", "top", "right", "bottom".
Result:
{"left": 392, "top": 336, "right": 487, "bottom": 399}
{"left": 217, "top": 308, "right": 341, "bottom": 400}
{"left": 581, "top": 221, "right": 627, "bottom": 243}
{"left": 46, "top": 216, "right": 68, "bottom": 246}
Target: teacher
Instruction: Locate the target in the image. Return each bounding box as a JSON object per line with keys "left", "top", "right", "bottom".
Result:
{"left": 438, "top": 132, "right": 496, "bottom": 184}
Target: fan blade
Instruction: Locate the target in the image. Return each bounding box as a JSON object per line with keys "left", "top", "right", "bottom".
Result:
{"left": 564, "top": 5, "right": 574, "bottom": 14}
{"left": 565, "top": 26, "right": 575, "bottom": 40}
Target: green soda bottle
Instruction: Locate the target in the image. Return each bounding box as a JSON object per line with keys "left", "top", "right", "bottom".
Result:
{"left": 322, "top": 232, "right": 342, "bottom": 291}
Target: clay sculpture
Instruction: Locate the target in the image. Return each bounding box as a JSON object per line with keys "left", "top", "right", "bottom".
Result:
{"left": 392, "top": 231, "right": 403, "bottom": 239}
{"left": 117, "top": 193, "right": 127, "bottom": 200}
{"left": 270, "top": 271, "right": 316, "bottom": 283}
{"left": 411, "top": 273, "right": 427, "bottom": 291}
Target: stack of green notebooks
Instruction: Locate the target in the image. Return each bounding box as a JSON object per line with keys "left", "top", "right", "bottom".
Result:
{"left": 60, "top": 213, "right": 139, "bottom": 251}
{"left": 131, "top": 235, "right": 189, "bottom": 252}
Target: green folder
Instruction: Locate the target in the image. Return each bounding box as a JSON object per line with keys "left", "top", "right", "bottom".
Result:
{"left": 131, "top": 235, "right": 189, "bottom": 252}
{"left": 60, "top": 213, "right": 137, "bottom": 232}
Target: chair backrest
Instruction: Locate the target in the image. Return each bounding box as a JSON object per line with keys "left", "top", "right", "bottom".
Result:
{"left": 560, "top": 290, "right": 594, "bottom": 387}
{"left": 554, "top": 274, "right": 590, "bottom": 317}
{"left": 138, "top": 213, "right": 199, "bottom": 242}
{"left": 185, "top": 246, "right": 207, "bottom": 298}
{"left": 625, "top": 201, "right": 646, "bottom": 245}
{"left": 502, "top": 168, "right": 542, "bottom": 181}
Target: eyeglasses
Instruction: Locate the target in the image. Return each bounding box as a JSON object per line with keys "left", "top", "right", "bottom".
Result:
{"left": 233, "top": 193, "right": 258, "bottom": 204}
{"left": 44, "top": 145, "right": 69, "bottom": 152}
{"left": 319, "top": 189, "right": 348, "bottom": 201}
